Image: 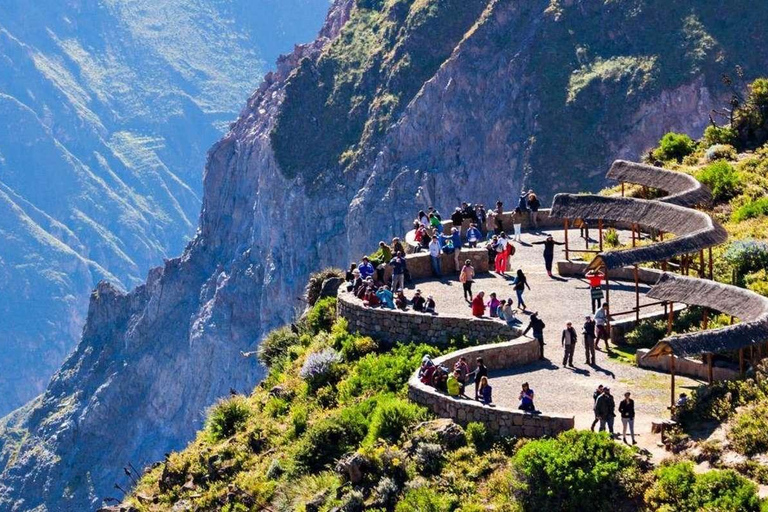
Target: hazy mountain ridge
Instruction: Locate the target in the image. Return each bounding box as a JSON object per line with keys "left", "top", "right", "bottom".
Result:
{"left": 0, "top": 0, "right": 331, "bottom": 415}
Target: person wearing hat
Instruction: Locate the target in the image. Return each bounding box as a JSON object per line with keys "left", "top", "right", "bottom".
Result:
{"left": 561, "top": 321, "right": 577, "bottom": 367}
{"left": 412, "top": 289, "right": 426, "bottom": 312}
{"left": 425, "top": 295, "right": 436, "bottom": 314}
{"left": 583, "top": 314, "right": 597, "bottom": 365}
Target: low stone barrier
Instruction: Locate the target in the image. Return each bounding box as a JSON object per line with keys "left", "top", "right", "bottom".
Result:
{"left": 636, "top": 349, "right": 739, "bottom": 381}
{"left": 408, "top": 340, "right": 575, "bottom": 437}
{"left": 337, "top": 288, "right": 518, "bottom": 346}
{"left": 381, "top": 248, "right": 488, "bottom": 283}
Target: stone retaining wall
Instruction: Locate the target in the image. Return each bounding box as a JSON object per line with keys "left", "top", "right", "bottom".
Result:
{"left": 337, "top": 288, "right": 517, "bottom": 346}
{"left": 381, "top": 248, "right": 488, "bottom": 283}
{"left": 408, "top": 340, "right": 575, "bottom": 437}
{"left": 636, "top": 349, "right": 739, "bottom": 381}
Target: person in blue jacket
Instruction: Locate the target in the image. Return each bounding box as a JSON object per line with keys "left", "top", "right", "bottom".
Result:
{"left": 466, "top": 223, "right": 482, "bottom": 248}
{"left": 358, "top": 257, "right": 374, "bottom": 280}
{"left": 376, "top": 285, "right": 395, "bottom": 309}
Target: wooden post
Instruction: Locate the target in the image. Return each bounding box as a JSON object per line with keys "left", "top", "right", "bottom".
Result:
{"left": 740, "top": 348, "right": 745, "bottom": 376}
{"left": 707, "top": 354, "right": 714, "bottom": 384}
{"left": 702, "top": 308, "right": 709, "bottom": 330}
{"left": 605, "top": 267, "right": 610, "bottom": 316}
{"left": 708, "top": 247, "right": 714, "bottom": 280}
{"left": 699, "top": 250, "right": 705, "bottom": 278}
{"left": 621, "top": 182, "right": 625, "bottom": 197}
{"left": 667, "top": 301, "right": 674, "bottom": 335}
{"left": 631, "top": 223, "right": 637, "bottom": 247}
{"left": 634, "top": 265, "right": 640, "bottom": 323}
{"left": 598, "top": 219, "right": 604, "bottom": 252}
{"left": 564, "top": 219, "right": 569, "bottom": 260}
{"left": 670, "top": 354, "right": 676, "bottom": 409}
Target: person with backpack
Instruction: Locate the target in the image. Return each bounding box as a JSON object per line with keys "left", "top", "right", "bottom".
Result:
{"left": 523, "top": 312, "right": 546, "bottom": 359}
{"left": 595, "top": 387, "right": 616, "bottom": 435}
{"left": 511, "top": 269, "right": 531, "bottom": 310}
{"left": 531, "top": 234, "right": 565, "bottom": 277}
{"left": 619, "top": 391, "right": 637, "bottom": 445}
{"left": 527, "top": 191, "right": 541, "bottom": 229}
{"left": 561, "top": 321, "right": 578, "bottom": 367}
{"left": 460, "top": 260, "right": 475, "bottom": 302}
{"left": 583, "top": 315, "right": 597, "bottom": 365}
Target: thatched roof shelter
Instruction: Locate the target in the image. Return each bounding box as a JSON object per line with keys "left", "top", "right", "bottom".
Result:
{"left": 550, "top": 194, "right": 728, "bottom": 270}
{"left": 644, "top": 273, "right": 768, "bottom": 358}
{"left": 607, "top": 160, "right": 712, "bottom": 207}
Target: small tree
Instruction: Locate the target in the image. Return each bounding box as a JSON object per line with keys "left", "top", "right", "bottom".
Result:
{"left": 652, "top": 132, "right": 696, "bottom": 162}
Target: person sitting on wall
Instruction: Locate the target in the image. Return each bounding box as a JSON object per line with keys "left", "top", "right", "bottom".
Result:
{"left": 478, "top": 376, "right": 493, "bottom": 405}
{"left": 345, "top": 263, "right": 357, "bottom": 282}
{"left": 392, "top": 237, "right": 406, "bottom": 256}
{"left": 362, "top": 286, "right": 380, "bottom": 308}
{"left": 447, "top": 370, "right": 461, "bottom": 397}
{"left": 451, "top": 207, "right": 464, "bottom": 229}
{"left": 358, "top": 256, "right": 375, "bottom": 280}
{"left": 419, "top": 355, "right": 436, "bottom": 385}
{"left": 471, "top": 291, "right": 486, "bottom": 317}
{"left": 349, "top": 269, "right": 363, "bottom": 294}
{"left": 454, "top": 356, "right": 470, "bottom": 394}
{"left": 425, "top": 295, "right": 436, "bottom": 314}
{"left": 429, "top": 211, "right": 443, "bottom": 234}
{"left": 412, "top": 289, "right": 426, "bottom": 312}
{"left": 356, "top": 278, "right": 373, "bottom": 299}
{"left": 395, "top": 290, "right": 408, "bottom": 310}
{"left": 518, "top": 382, "right": 535, "bottom": 412}
{"left": 466, "top": 223, "right": 482, "bottom": 248}
{"left": 433, "top": 365, "right": 448, "bottom": 393}
{"left": 376, "top": 285, "right": 395, "bottom": 309}
{"left": 499, "top": 299, "right": 521, "bottom": 326}
{"left": 487, "top": 293, "right": 501, "bottom": 317}
{"left": 418, "top": 209, "right": 429, "bottom": 228}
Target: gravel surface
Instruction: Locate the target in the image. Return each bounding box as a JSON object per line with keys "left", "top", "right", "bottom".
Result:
{"left": 407, "top": 227, "right": 702, "bottom": 447}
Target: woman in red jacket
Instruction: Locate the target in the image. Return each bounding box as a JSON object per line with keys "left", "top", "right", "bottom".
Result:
{"left": 471, "top": 291, "right": 486, "bottom": 317}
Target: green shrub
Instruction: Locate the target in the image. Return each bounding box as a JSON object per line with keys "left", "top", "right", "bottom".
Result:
{"left": 746, "top": 270, "right": 768, "bottom": 297}
{"left": 728, "top": 402, "right": 768, "bottom": 456}
{"left": 653, "top": 132, "right": 696, "bottom": 162}
{"left": 604, "top": 227, "right": 621, "bottom": 248}
{"left": 293, "top": 402, "right": 371, "bottom": 473}
{"left": 291, "top": 404, "right": 309, "bottom": 436}
{"left": 624, "top": 318, "right": 666, "bottom": 348}
{"left": 703, "top": 125, "right": 738, "bottom": 147}
{"left": 305, "top": 297, "right": 337, "bottom": 335}
{"left": 395, "top": 485, "right": 456, "bottom": 512}
{"left": 258, "top": 326, "right": 300, "bottom": 367}
{"left": 676, "top": 368, "right": 768, "bottom": 427}
{"left": 305, "top": 267, "right": 345, "bottom": 306}
{"left": 465, "top": 422, "right": 493, "bottom": 453}
{"left": 724, "top": 240, "right": 768, "bottom": 285}
{"left": 206, "top": 396, "right": 253, "bottom": 441}
{"left": 733, "top": 197, "right": 768, "bottom": 222}
{"left": 264, "top": 396, "right": 289, "bottom": 418}
{"left": 646, "top": 461, "right": 761, "bottom": 512}
{"left": 366, "top": 396, "right": 426, "bottom": 444}
{"left": 339, "top": 343, "right": 440, "bottom": 401}
{"left": 511, "top": 430, "right": 643, "bottom": 512}
{"left": 696, "top": 160, "right": 742, "bottom": 202}
{"left": 414, "top": 443, "right": 445, "bottom": 476}
{"left": 331, "top": 319, "right": 379, "bottom": 361}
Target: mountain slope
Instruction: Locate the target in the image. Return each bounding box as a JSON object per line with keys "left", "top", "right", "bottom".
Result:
{"left": 0, "top": 0, "right": 331, "bottom": 415}
{"left": 2, "top": 0, "right": 768, "bottom": 510}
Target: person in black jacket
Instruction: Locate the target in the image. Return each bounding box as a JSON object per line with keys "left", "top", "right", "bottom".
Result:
{"left": 561, "top": 322, "right": 578, "bottom": 367}
{"left": 595, "top": 387, "right": 616, "bottom": 435}
{"left": 583, "top": 315, "right": 597, "bottom": 365}
{"left": 532, "top": 234, "right": 565, "bottom": 277}
{"left": 469, "top": 357, "right": 488, "bottom": 400}
{"left": 523, "top": 312, "right": 546, "bottom": 360}
{"left": 527, "top": 191, "right": 541, "bottom": 229}
{"left": 451, "top": 207, "right": 464, "bottom": 231}
{"left": 590, "top": 384, "right": 605, "bottom": 431}
{"left": 619, "top": 392, "right": 636, "bottom": 445}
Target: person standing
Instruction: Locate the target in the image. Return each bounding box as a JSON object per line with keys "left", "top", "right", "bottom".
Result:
{"left": 619, "top": 392, "right": 637, "bottom": 445}
{"left": 460, "top": 260, "right": 475, "bottom": 302}
{"left": 528, "top": 192, "right": 541, "bottom": 229}
{"left": 389, "top": 252, "right": 406, "bottom": 292}
{"left": 428, "top": 236, "right": 442, "bottom": 277}
{"left": 450, "top": 227, "right": 463, "bottom": 271}
{"left": 523, "top": 312, "right": 546, "bottom": 360}
{"left": 583, "top": 315, "right": 597, "bottom": 365}
{"left": 595, "top": 387, "right": 616, "bottom": 435}
{"left": 561, "top": 321, "right": 577, "bottom": 367}
{"left": 532, "top": 234, "right": 565, "bottom": 277}
{"left": 511, "top": 207, "right": 523, "bottom": 242}
{"left": 475, "top": 205, "right": 487, "bottom": 238}
{"left": 594, "top": 303, "right": 612, "bottom": 353}
{"left": 517, "top": 191, "right": 529, "bottom": 214}
{"left": 494, "top": 201, "right": 504, "bottom": 235}
{"left": 471, "top": 357, "right": 488, "bottom": 400}
{"left": 471, "top": 291, "right": 486, "bottom": 317}
{"left": 358, "top": 257, "right": 375, "bottom": 280}
{"left": 511, "top": 269, "right": 531, "bottom": 310}
{"left": 451, "top": 207, "right": 464, "bottom": 230}
{"left": 494, "top": 232, "right": 510, "bottom": 274}
{"left": 586, "top": 269, "right": 605, "bottom": 313}
{"left": 590, "top": 385, "right": 605, "bottom": 431}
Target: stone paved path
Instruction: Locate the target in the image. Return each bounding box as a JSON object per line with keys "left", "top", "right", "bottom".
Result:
{"left": 409, "top": 227, "right": 702, "bottom": 451}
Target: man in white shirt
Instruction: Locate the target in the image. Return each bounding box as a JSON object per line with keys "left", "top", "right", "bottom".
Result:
{"left": 428, "top": 236, "right": 442, "bottom": 277}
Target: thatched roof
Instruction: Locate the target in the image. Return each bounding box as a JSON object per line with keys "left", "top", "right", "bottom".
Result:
{"left": 644, "top": 273, "right": 768, "bottom": 358}
{"left": 607, "top": 160, "right": 712, "bottom": 207}
{"left": 550, "top": 194, "right": 728, "bottom": 270}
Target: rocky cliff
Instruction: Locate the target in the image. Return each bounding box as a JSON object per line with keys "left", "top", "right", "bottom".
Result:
{"left": 2, "top": 0, "right": 768, "bottom": 510}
